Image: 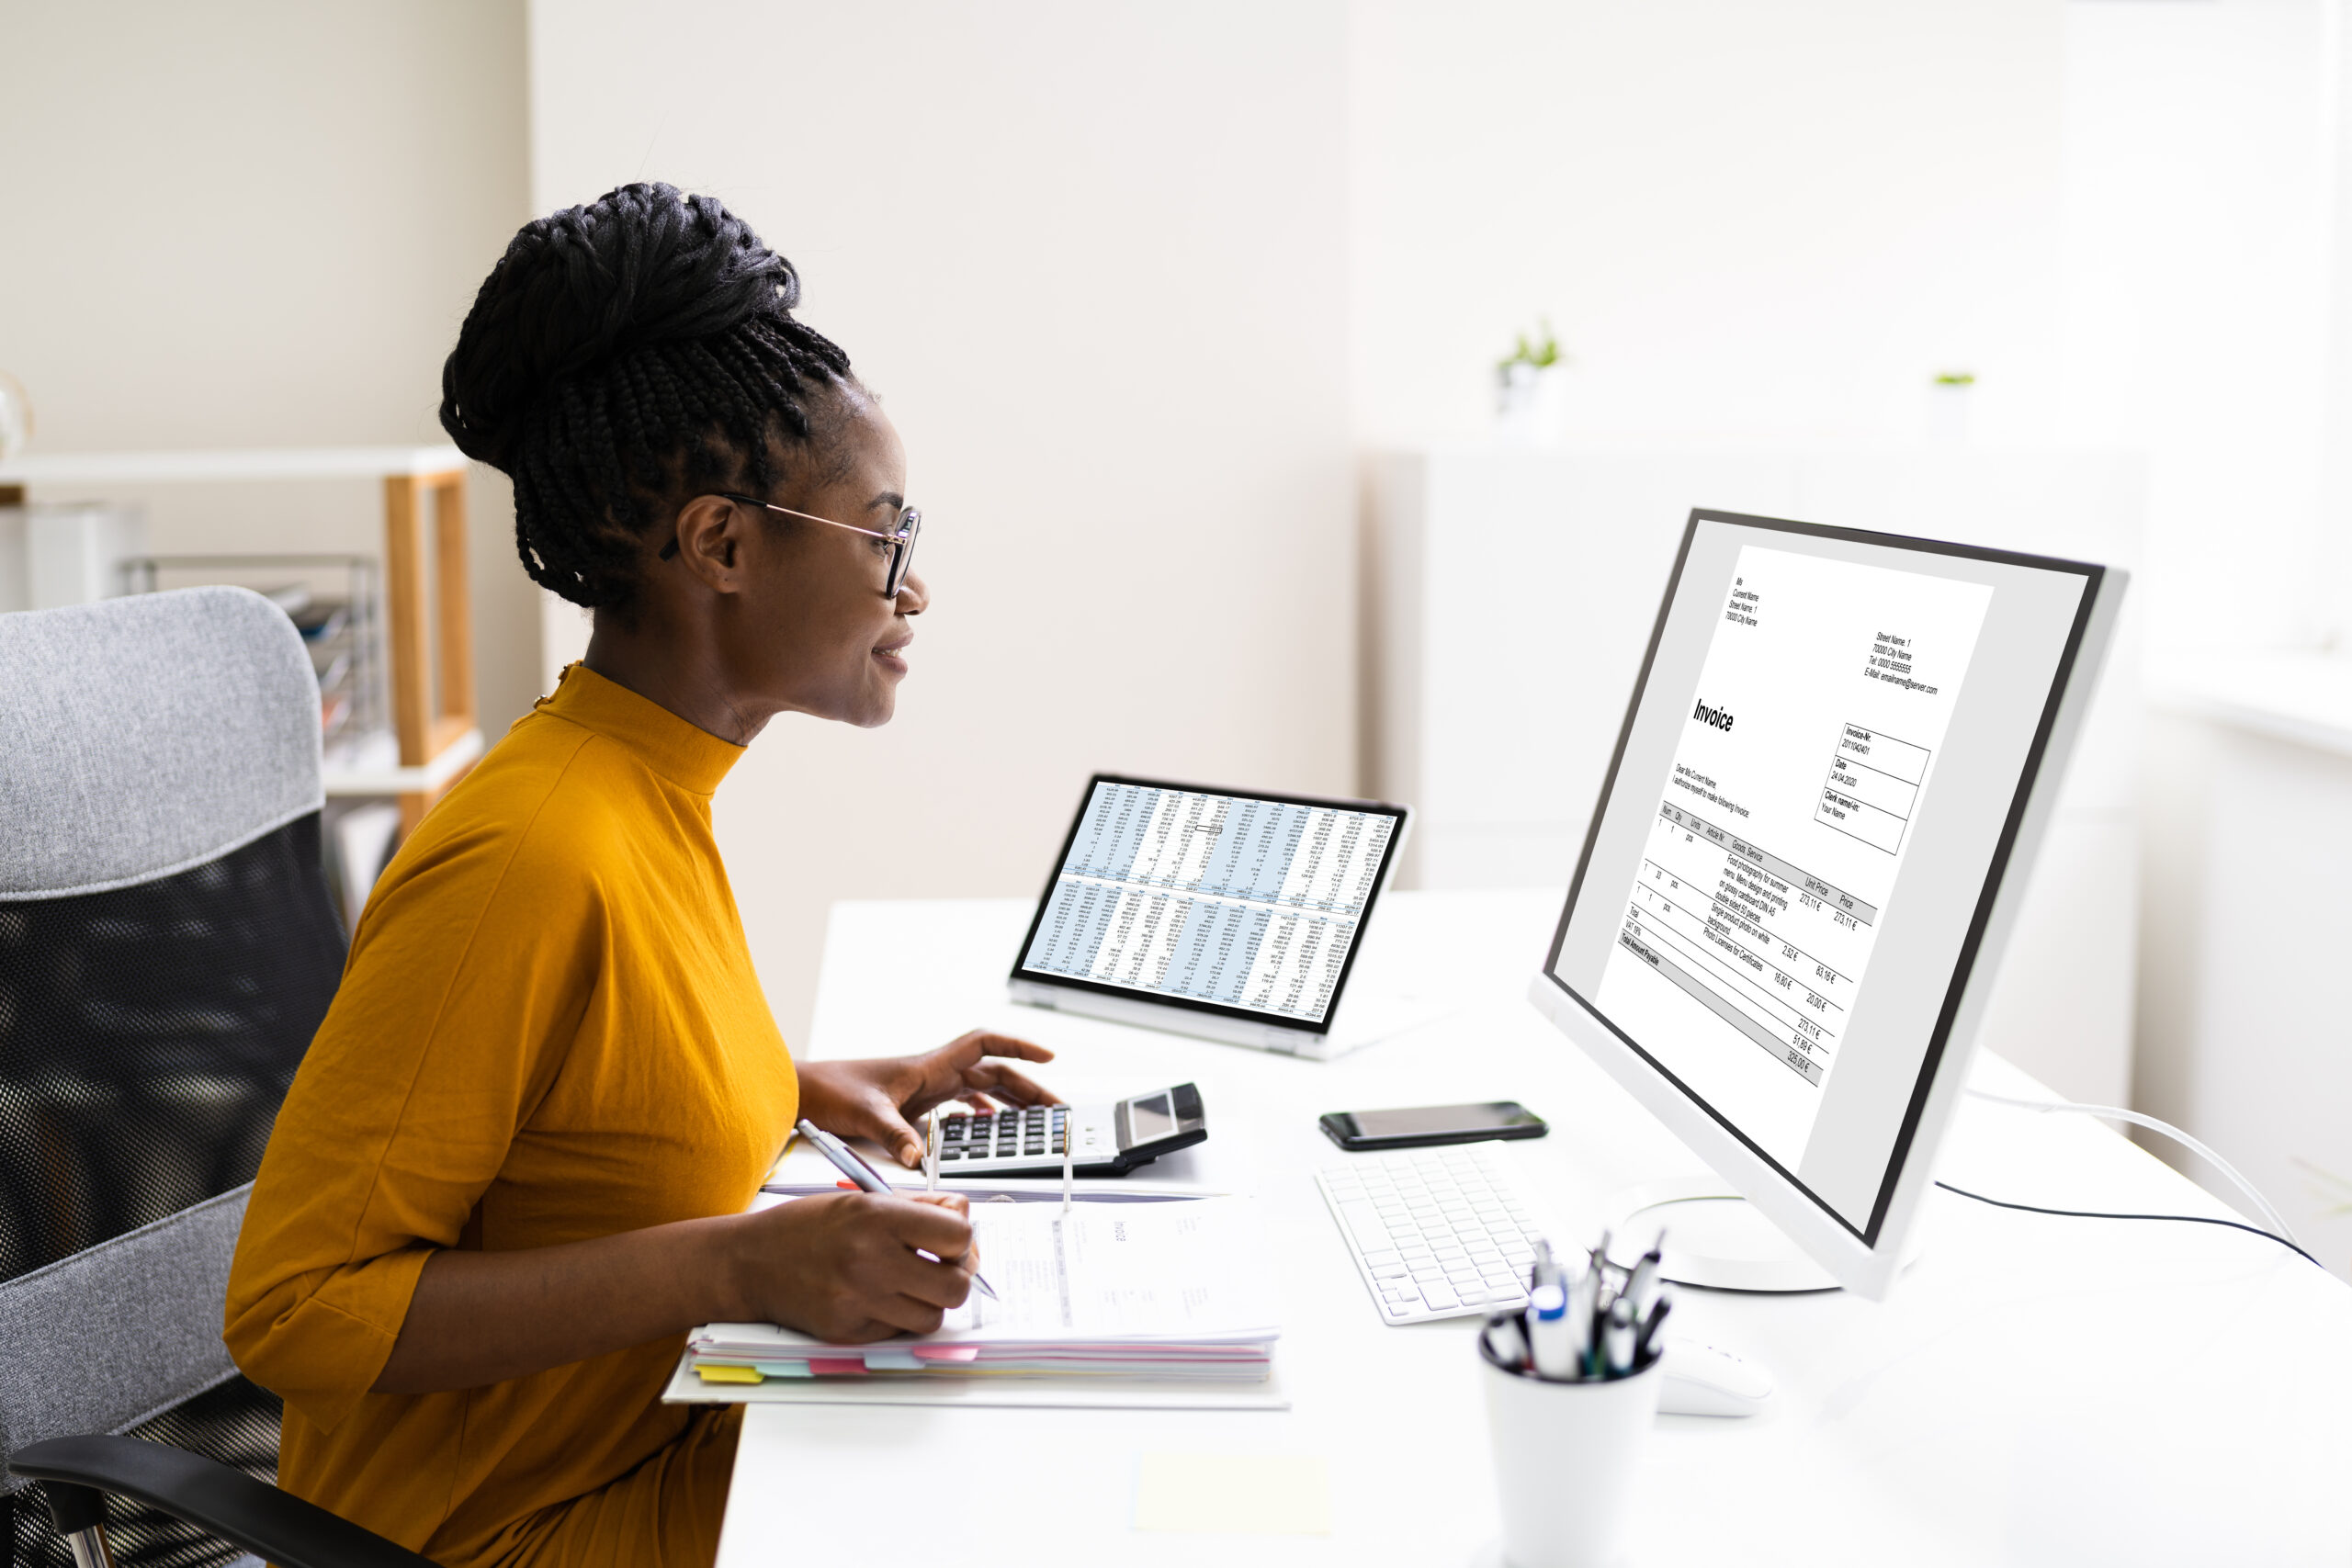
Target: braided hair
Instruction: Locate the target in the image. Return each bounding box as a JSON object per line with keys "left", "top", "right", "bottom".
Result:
{"left": 439, "top": 183, "right": 853, "bottom": 610}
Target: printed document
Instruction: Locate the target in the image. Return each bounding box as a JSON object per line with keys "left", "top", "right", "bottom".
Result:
{"left": 1594, "top": 545, "right": 1993, "bottom": 1168}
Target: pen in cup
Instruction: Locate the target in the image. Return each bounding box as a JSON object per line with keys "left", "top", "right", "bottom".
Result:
{"left": 1624, "top": 1235, "right": 1665, "bottom": 1323}
{"left": 794, "top": 1119, "right": 999, "bottom": 1302}
{"left": 1527, "top": 1282, "right": 1575, "bottom": 1378}
{"left": 1635, "top": 1296, "right": 1672, "bottom": 1363}
{"left": 1604, "top": 1296, "right": 1637, "bottom": 1377}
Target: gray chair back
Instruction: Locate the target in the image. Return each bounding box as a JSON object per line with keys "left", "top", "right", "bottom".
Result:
{"left": 0, "top": 587, "right": 345, "bottom": 1568}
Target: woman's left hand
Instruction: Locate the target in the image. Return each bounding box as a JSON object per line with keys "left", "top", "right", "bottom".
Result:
{"left": 797, "top": 1030, "right": 1060, "bottom": 1168}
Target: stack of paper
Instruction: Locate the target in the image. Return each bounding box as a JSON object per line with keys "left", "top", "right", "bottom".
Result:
{"left": 683, "top": 1196, "right": 1278, "bottom": 1387}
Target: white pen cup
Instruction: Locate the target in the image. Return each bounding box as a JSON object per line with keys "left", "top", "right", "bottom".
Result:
{"left": 1480, "top": 1335, "right": 1663, "bottom": 1568}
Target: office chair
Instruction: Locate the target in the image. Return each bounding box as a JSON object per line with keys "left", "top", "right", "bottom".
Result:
{"left": 0, "top": 587, "right": 433, "bottom": 1568}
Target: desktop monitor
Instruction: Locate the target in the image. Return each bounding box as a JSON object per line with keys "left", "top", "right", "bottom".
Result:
{"left": 1526, "top": 510, "right": 2124, "bottom": 1300}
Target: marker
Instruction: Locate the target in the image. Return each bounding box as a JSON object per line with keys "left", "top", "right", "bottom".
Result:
{"left": 1527, "top": 1282, "right": 1576, "bottom": 1380}
{"left": 795, "top": 1119, "right": 999, "bottom": 1302}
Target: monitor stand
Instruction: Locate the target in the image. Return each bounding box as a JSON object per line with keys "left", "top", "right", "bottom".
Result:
{"left": 1605, "top": 1177, "right": 1843, "bottom": 1292}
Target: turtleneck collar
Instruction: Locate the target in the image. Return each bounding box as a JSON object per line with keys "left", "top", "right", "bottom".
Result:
{"left": 533, "top": 662, "right": 746, "bottom": 797}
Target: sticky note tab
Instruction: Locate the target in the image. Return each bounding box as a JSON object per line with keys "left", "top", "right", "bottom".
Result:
{"left": 1133, "top": 1453, "right": 1330, "bottom": 1536}
{"left": 808, "top": 1358, "right": 868, "bottom": 1377}
{"left": 695, "top": 1364, "right": 763, "bottom": 1385}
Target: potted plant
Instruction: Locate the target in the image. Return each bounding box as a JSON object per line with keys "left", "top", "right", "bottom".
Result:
{"left": 1927, "top": 369, "right": 1973, "bottom": 447}
{"left": 1497, "top": 321, "right": 1568, "bottom": 446}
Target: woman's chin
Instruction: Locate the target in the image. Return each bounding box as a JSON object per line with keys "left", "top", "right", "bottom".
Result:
{"left": 848, "top": 686, "right": 899, "bottom": 728}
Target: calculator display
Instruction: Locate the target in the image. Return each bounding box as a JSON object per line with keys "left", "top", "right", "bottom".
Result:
{"left": 1126, "top": 1092, "right": 1176, "bottom": 1143}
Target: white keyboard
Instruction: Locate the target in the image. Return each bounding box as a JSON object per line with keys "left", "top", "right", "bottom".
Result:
{"left": 1316, "top": 1147, "right": 1545, "bottom": 1323}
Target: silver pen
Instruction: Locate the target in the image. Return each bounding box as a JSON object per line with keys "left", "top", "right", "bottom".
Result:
{"left": 794, "top": 1119, "right": 999, "bottom": 1301}
{"left": 1604, "top": 1296, "right": 1637, "bottom": 1377}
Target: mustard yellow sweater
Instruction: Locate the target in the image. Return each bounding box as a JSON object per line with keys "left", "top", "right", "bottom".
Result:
{"left": 227, "top": 664, "right": 797, "bottom": 1568}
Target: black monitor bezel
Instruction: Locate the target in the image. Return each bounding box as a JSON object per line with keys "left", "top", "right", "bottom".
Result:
{"left": 1535, "top": 510, "right": 2107, "bottom": 1247}
{"left": 1009, "top": 773, "right": 1410, "bottom": 1037}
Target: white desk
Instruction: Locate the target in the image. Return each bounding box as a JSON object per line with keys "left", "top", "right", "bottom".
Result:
{"left": 722, "top": 890, "right": 2352, "bottom": 1567}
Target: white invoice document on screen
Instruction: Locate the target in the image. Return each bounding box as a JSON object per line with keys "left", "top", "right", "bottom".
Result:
{"left": 1595, "top": 545, "right": 1993, "bottom": 1168}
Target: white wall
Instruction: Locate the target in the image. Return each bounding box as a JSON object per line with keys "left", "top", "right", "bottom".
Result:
{"left": 2049, "top": 0, "right": 2352, "bottom": 1235}
{"left": 1348, "top": 0, "right": 2068, "bottom": 448}
{"left": 0, "top": 0, "right": 540, "bottom": 734}
{"left": 2058, "top": 0, "right": 2343, "bottom": 660}
{"left": 531, "top": 0, "right": 1356, "bottom": 1047}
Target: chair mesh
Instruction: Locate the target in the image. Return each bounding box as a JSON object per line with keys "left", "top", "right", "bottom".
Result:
{"left": 6, "top": 1376, "right": 280, "bottom": 1568}
{"left": 0, "top": 814, "right": 345, "bottom": 1284}
{"left": 1, "top": 814, "right": 343, "bottom": 1567}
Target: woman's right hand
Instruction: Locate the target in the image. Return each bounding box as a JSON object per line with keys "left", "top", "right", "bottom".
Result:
{"left": 728, "top": 1190, "right": 978, "bottom": 1343}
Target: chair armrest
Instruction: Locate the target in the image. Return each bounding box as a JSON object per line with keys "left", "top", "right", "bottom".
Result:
{"left": 9, "top": 1435, "right": 438, "bottom": 1568}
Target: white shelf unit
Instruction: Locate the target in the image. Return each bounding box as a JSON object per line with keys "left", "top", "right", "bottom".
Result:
{"left": 1363, "top": 445, "right": 2147, "bottom": 1106}
{"left": 0, "top": 446, "right": 481, "bottom": 824}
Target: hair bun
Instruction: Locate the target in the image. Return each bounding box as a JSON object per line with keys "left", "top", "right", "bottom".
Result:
{"left": 440, "top": 183, "right": 797, "bottom": 470}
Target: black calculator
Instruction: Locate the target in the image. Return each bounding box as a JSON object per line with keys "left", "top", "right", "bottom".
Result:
{"left": 935, "top": 1083, "right": 1207, "bottom": 1178}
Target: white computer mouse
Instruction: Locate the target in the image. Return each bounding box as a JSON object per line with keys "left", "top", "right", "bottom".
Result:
{"left": 1657, "top": 1336, "right": 1774, "bottom": 1416}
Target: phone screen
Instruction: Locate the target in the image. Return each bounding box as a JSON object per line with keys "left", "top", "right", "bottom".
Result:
{"left": 1343, "top": 1101, "right": 1544, "bottom": 1139}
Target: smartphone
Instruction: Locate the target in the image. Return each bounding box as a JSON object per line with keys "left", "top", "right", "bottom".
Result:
{"left": 1317, "top": 1100, "right": 1547, "bottom": 1152}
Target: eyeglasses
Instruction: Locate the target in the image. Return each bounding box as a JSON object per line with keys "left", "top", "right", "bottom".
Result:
{"left": 661, "top": 491, "right": 922, "bottom": 599}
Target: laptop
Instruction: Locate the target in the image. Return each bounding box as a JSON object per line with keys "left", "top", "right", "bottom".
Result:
{"left": 1006, "top": 774, "right": 1429, "bottom": 1059}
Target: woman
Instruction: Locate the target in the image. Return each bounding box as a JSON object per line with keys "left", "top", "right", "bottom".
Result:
{"left": 224, "top": 183, "right": 1053, "bottom": 1568}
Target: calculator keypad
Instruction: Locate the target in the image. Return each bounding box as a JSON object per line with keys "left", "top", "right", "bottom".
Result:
{"left": 939, "top": 1106, "right": 1069, "bottom": 1164}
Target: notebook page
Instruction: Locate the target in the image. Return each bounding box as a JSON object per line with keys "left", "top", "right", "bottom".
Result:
{"left": 951, "top": 1196, "right": 1276, "bottom": 1339}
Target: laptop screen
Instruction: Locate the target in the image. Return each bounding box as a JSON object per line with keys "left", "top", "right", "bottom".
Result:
{"left": 1013, "top": 776, "right": 1407, "bottom": 1031}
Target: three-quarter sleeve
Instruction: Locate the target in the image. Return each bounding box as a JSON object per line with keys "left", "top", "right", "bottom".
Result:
{"left": 224, "top": 809, "right": 601, "bottom": 1434}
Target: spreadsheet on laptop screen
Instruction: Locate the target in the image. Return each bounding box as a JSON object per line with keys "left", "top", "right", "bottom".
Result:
{"left": 1018, "top": 781, "right": 1400, "bottom": 1024}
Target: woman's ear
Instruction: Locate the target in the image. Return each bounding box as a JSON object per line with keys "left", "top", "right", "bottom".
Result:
{"left": 666, "top": 495, "right": 748, "bottom": 593}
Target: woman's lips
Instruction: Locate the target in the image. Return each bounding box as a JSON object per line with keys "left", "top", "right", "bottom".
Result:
{"left": 874, "top": 635, "right": 911, "bottom": 673}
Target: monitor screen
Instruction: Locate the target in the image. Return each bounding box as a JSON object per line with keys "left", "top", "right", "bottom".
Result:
{"left": 1544, "top": 513, "right": 2101, "bottom": 1242}
{"left": 1016, "top": 778, "right": 1405, "bottom": 1029}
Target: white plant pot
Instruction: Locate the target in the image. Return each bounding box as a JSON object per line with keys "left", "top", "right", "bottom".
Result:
{"left": 1497, "top": 362, "right": 1568, "bottom": 448}
{"left": 1926, "top": 381, "right": 1971, "bottom": 448}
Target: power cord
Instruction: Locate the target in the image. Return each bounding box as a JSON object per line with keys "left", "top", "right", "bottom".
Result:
{"left": 1953, "top": 1089, "right": 2323, "bottom": 1270}
{"left": 1932, "top": 1179, "right": 2323, "bottom": 1269}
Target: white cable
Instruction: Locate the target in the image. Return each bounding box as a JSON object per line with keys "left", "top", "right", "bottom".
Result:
{"left": 1964, "top": 1089, "right": 2301, "bottom": 1246}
